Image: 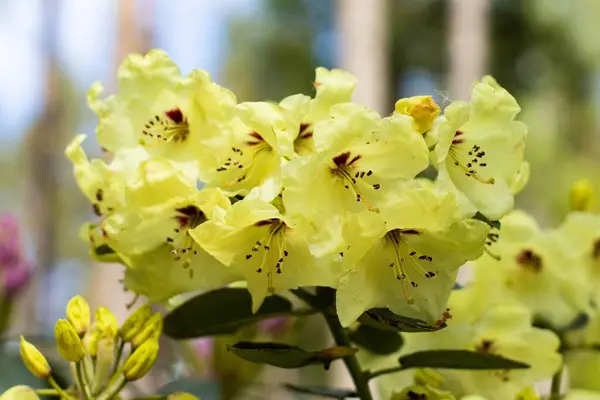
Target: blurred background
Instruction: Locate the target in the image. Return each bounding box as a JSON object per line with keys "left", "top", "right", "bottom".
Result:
{"left": 1, "top": 0, "right": 599, "bottom": 398}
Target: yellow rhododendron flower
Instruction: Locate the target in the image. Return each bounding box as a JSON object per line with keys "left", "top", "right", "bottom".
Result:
{"left": 283, "top": 103, "right": 430, "bottom": 226}
{"left": 434, "top": 76, "right": 528, "bottom": 221}
{"left": 336, "top": 187, "right": 489, "bottom": 327}
{"left": 190, "top": 198, "right": 340, "bottom": 311}
{"left": 88, "top": 49, "right": 235, "bottom": 178}
{"left": 279, "top": 67, "right": 357, "bottom": 156}
{"left": 378, "top": 288, "right": 561, "bottom": 400}
{"left": 474, "top": 210, "right": 592, "bottom": 329}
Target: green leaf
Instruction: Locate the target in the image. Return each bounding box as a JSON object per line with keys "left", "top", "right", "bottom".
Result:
{"left": 284, "top": 383, "right": 358, "bottom": 399}
{"left": 163, "top": 288, "right": 293, "bottom": 339}
{"left": 349, "top": 324, "right": 404, "bottom": 355}
{"left": 359, "top": 308, "right": 445, "bottom": 332}
{"left": 227, "top": 341, "right": 357, "bottom": 370}
{"left": 472, "top": 211, "right": 501, "bottom": 230}
{"left": 398, "top": 350, "right": 530, "bottom": 370}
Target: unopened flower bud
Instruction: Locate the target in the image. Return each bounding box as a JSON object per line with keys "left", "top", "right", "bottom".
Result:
{"left": 95, "top": 306, "right": 118, "bottom": 338}
{"left": 570, "top": 179, "right": 594, "bottom": 212}
{"left": 54, "top": 319, "right": 86, "bottom": 362}
{"left": 131, "top": 312, "right": 163, "bottom": 348}
{"left": 66, "top": 295, "right": 91, "bottom": 335}
{"left": 82, "top": 326, "right": 100, "bottom": 357}
{"left": 0, "top": 385, "right": 40, "bottom": 400}
{"left": 394, "top": 95, "right": 441, "bottom": 134}
{"left": 19, "top": 336, "right": 51, "bottom": 379}
{"left": 119, "top": 304, "right": 152, "bottom": 342}
{"left": 122, "top": 339, "right": 159, "bottom": 381}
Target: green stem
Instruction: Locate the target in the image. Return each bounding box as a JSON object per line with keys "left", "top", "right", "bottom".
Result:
{"left": 48, "top": 376, "right": 76, "bottom": 400}
{"left": 366, "top": 365, "right": 405, "bottom": 381}
{"left": 112, "top": 339, "right": 126, "bottom": 376}
{"left": 0, "top": 297, "right": 13, "bottom": 336}
{"left": 549, "top": 366, "right": 563, "bottom": 400}
{"left": 34, "top": 389, "right": 60, "bottom": 396}
{"left": 129, "top": 396, "right": 165, "bottom": 400}
{"left": 98, "top": 377, "right": 127, "bottom": 400}
{"left": 322, "top": 311, "right": 373, "bottom": 400}
{"left": 76, "top": 362, "right": 92, "bottom": 400}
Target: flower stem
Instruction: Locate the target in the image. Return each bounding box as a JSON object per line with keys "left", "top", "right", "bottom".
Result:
{"left": 112, "top": 339, "right": 126, "bottom": 376}
{"left": 48, "top": 376, "right": 76, "bottom": 400}
{"left": 76, "top": 362, "right": 93, "bottom": 400}
{"left": 549, "top": 366, "right": 563, "bottom": 400}
{"left": 322, "top": 310, "right": 373, "bottom": 400}
{"left": 366, "top": 365, "right": 405, "bottom": 380}
{"left": 0, "top": 297, "right": 13, "bottom": 336}
{"left": 34, "top": 389, "right": 60, "bottom": 396}
{"left": 98, "top": 377, "right": 127, "bottom": 400}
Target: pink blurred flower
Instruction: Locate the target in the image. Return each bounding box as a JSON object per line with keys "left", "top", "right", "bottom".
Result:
{"left": 0, "top": 215, "right": 21, "bottom": 268}
{"left": 0, "top": 214, "right": 32, "bottom": 297}
{"left": 3, "top": 262, "right": 32, "bottom": 298}
{"left": 258, "top": 316, "right": 290, "bottom": 337}
{"left": 193, "top": 337, "right": 214, "bottom": 359}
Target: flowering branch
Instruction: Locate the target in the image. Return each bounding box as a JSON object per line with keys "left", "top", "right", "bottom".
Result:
{"left": 322, "top": 308, "right": 373, "bottom": 400}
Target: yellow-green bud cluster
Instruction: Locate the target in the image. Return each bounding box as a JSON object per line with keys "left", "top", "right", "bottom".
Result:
{"left": 18, "top": 295, "right": 163, "bottom": 399}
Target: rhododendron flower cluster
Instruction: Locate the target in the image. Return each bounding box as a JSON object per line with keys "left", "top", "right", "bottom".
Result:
{"left": 67, "top": 49, "right": 529, "bottom": 329}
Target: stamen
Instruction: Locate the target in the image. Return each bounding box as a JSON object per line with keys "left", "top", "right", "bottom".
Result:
{"left": 162, "top": 205, "right": 209, "bottom": 277}
{"left": 139, "top": 107, "right": 190, "bottom": 146}
{"left": 385, "top": 229, "right": 437, "bottom": 304}
{"left": 331, "top": 153, "right": 380, "bottom": 213}
{"left": 216, "top": 135, "right": 271, "bottom": 187}
{"left": 449, "top": 138, "right": 494, "bottom": 184}
{"left": 244, "top": 220, "right": 288, "bottom": 294}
